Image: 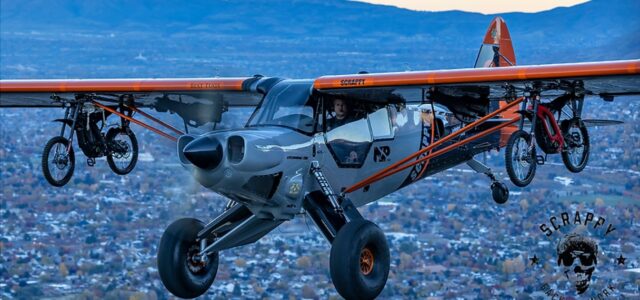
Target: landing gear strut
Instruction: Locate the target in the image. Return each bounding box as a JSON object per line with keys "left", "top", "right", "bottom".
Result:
{"left": 306, "top": 162, "right": 391, "bottom": 299}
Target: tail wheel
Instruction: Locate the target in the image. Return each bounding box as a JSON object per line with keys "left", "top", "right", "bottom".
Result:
{"left": 491, "top": 181, "right": 509, "bottom": 204}
{"left": 561, "top": 118, "right": 590, "bottom": 173}
{"left": 330, "top": 219, "right": 390, "bottom": 300}
{"left": 42, "top": 136, "right": 75, "bottom": 187}
{"left": 158, "top": 218, "right": 218, "bottom": 299}
{"left": 106, "top": 127, "right": 138, "bottom": 175}
{"left": 505, "top": 130, "right": 537, "bottom": 187}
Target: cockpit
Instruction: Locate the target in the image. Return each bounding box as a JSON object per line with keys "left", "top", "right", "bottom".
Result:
{"left": 246, "top": 80, "right": 317, "bottom": 134}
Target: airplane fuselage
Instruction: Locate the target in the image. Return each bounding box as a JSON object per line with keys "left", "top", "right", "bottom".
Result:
{"left": 178, "top": 79, "right": 504, "bottom": 220}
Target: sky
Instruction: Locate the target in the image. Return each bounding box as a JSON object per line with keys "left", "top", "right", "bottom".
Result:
{"left": 355, "top": 0, "right": 590, "bottom": 14}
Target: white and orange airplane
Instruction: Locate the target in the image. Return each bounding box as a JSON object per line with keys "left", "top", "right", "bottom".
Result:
{"left": 1, "top": 18, "right": 638, "bottom": 299}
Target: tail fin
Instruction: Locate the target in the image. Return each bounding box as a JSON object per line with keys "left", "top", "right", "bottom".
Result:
{"left": 474, "top": 17, "right": 516, "bottom": 68}
{"left": 477, "top": 18, "right": 519, "bottom": 146}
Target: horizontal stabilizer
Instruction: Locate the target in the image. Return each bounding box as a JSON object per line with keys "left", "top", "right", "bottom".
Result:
{"left": 582, "top": 119, "right": 624, "bottom": 127}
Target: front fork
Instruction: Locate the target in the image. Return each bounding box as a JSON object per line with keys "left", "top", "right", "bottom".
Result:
{"left": 118, "top": 96, "right": 134, "bottom": 133}
{"left": 568, "top": 96, "right": 584, "bottom": 120}
{"left": 518, "top": 92, "right": 540, "bottom": 152}
{"left": 63, "top": 102, "right": 82, "bottom": 154}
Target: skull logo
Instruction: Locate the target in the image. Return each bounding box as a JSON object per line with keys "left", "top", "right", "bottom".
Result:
{"left": 556, "top": 233, "right": 598, "bottom": 294}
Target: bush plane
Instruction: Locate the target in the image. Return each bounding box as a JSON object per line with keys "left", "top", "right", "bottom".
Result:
{"left": 1, "top": 17, "right": 639, "bottom": 299}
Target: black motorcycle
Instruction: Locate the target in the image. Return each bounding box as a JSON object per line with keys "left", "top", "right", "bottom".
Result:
{"left": 42, "top": 99, "right": 138, "bottom": 187}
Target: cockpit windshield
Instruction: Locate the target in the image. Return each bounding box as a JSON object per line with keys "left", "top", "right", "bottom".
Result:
{"left": 247, "top": 80, "right": 316, "bottom": 134}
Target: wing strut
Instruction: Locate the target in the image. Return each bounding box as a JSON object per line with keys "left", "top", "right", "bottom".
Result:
{"left": 92, "top": 101, "right": 181, "bottom": 142}
{"left": 343, "top": 97, "right": 525, "bottom": 194}
{"left": 124, "top": 104, "right": 185, "bottom": 135}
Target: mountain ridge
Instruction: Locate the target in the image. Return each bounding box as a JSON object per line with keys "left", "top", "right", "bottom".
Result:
{"left": 0, "top": 0, "right": 638, "bottom": 78}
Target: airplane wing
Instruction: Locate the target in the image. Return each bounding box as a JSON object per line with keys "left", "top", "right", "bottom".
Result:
{"left": 314, "top": 60, "right": 640, "bottom": 102}
{"left": 0, "top": 76, "right": 281, "bottom": 127}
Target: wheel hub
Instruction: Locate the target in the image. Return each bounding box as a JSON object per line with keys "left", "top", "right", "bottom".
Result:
{"left": 186, "top": 244, "right": 207, "bottom": 274}
{"left": 53, "top": 153, "right": 69, "bottom": 169}
{"left": 111, "top": 140, "right": 130, "bottom": 158}
{"left": 360, "top": 247, "right": 374, "bottom": 275}
{"left": 568, "top": 131, "right": 583, "bottom": 147}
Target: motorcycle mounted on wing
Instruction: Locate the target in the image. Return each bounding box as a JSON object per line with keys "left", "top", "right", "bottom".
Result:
{"left": 42, "top": 96, "right": 138, "bottom": 187}
{"left": 504, "top": 85, "right": 591, "bottom": 187}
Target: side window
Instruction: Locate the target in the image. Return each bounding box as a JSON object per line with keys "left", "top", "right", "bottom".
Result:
{"left": 326, "top": 117, "right": 372, "bottom": 167}
{"left": 324, "top": 97, "right": 372, "bottom": 167}
{"left": 323, "top": 99, "right": 397, "bottom": 167}
{"left": 368, "top": 107, "right": 393, "bottom": 140}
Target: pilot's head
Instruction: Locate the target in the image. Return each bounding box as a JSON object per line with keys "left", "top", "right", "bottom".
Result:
{"left": 333, "top": 98, "right": 348, "bottom": 120}
{"left": 420, "top": 107, "right": 434, "bottom": 126}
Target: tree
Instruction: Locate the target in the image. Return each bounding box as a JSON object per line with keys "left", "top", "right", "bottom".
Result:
{"left": 519, "top": 199, "right": 529, "bottom": 211}
{"left": 399, "top": 252, "right": 413, "bottom": 270}
{"left": 594, "top": 197, "right": 605, "bottom": 207}
{"left": 59, "top": 263, "right": 69, "bottom": 277}
{"left": 399, "top": 241, "right": 418, "bottom": 254}
{"left": 296, "top": 256, "right": 311, "bottom": 269}
{"left": 301, "top": 284, "right": 316, "bottom": 299}
{"left": 235, "top": 258, "right": 246, "bottom": 268}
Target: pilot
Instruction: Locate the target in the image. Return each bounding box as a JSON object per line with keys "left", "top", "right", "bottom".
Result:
{"left": 326, "top": 98, "right": 360, "bottom": 163}
{"left": 420, "top": 105, "right": 435, "bottom": 126}
{"left": 420, "top": 105, "right": 445, "bottom": 139}
{"left": 326, "top": 98, "right": 354, "bottom": 131}
{"left": 390, "top": 104, "right": 413, "bottom": 134}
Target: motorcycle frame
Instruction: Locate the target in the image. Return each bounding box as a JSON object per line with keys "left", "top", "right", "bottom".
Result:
{"left": 517, "top": 91, "right": 585, "bottom": 152}
{"left": 56, "top": 97, "right": 132, "bottom": 158}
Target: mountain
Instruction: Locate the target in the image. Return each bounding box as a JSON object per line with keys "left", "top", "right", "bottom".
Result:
{"left": 1, "top": 0, "right": 638, "bottom": 37}
{"left": 0, "top": 0, "right": 638, "bottom": 78}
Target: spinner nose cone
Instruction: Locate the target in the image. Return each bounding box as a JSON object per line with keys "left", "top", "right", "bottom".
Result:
{"left": 183, "top": 136, "right": 223, "bottom": 170}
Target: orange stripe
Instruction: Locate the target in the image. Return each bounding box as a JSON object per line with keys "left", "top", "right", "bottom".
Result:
{"left": 0, "top": 78, "right": 250, "bottom": 93}
{"left": 314, "top": 60, "right": 640, "bottom": 89}
{"left": 415, "top": 115, "right": 436, "bottom": 180}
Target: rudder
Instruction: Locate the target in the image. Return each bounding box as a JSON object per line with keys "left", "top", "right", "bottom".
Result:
{"left": 474, "top": 17, "right": 516, "bottom": 68}
{"left": 474, "top": 17, "right": 519, "bottom": 147}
